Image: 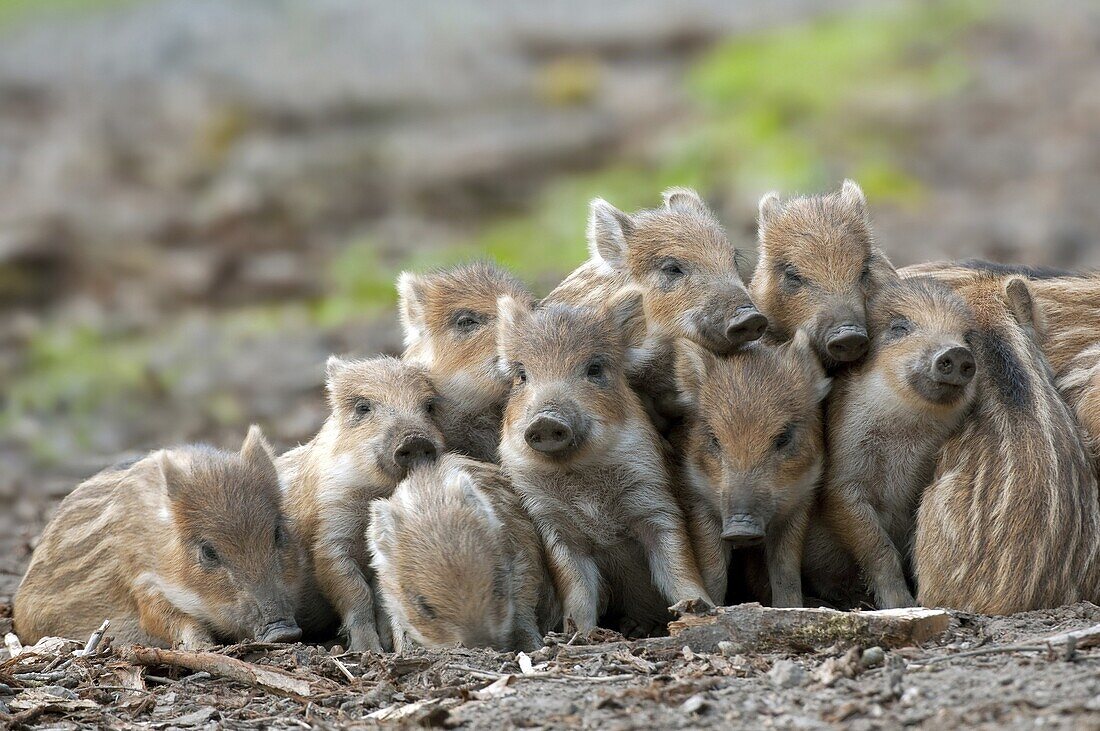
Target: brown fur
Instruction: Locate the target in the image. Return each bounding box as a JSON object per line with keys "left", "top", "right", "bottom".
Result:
{"left": 812, "top": 278, "right": 977, "bottom": 609}
{"left": 676, "top": 331, "right": 829, "bottom": 607}
{"left": 913, "top": 275, "right": 1100, "bottom": 612}
{"left": 15, "top": 427, "right": 304, "bottom": 648}
{"left": 368, "top": 454, "right": 560, "bottom": 652}
{"left": 545, "top": 189, "right": 762, "bottom": 428}
{"left": 279, "top": 356, "right": 445, "bottom": 651}
{"left": 497, "top": 290, "right": 714, "bottom": 634}
{"left": 751, "top": 180, "right": 897, "bottom": 368}
{"left": 398, "top": 262, "right": 535, "bottom": 462}
{"left": 901, "top": 261, "right": 1100, "bottom": 472}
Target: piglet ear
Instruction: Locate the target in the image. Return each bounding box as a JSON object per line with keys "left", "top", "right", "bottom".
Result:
{"left": 1004, "top": 277, "right": 1046, "bottom": 338}
{"left": 587, "top": 198, "right": 634, "bottom": 268}
{"left": 606, "top": 287, "right": 648, "bottom": 352}
{"left": 662, "top": 187, "right": 708, "bottom": 217}
{"left": 839, "top": 179, "right": 867, "bottom": 218}
{"left": 396, "top": 271, "right": 427, "bottom": 351}
{"left": 447, "top": 470, "right": 502, "bottom": 530}
{"left": 241, "top": 425, "right": 279, "bottom": 485}
{"left": 368, "top": 499, "right": 400, "bottom": 572}
{"left": 158, "top": 451, "right": 189, "bottom": 501}
{"left": 495, "top": 295, "right": 531, "bottom": 366}
{"left": 787, "top": 329, "right": 832, "bottom": 402}
{"left": 757, "top": 191, "right": 784, "bottom": 233}
{"left": 324, "top": 355, "right": 348, "bottom": 411}
{"left": 673, "top": 340, "right": 713, "bottom": 410}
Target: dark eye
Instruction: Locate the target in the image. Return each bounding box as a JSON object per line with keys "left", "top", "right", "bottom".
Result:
{"left": 861, "top": 261, "right": 872, "bottom": 283}
{"left": 354, "top": 398, "right": 372, "bottom": 416}
{"left": 198, "top": 541, "right": 219, "bottom": 566}
{"left": 660, "top": 259, "right": 685, "bottom": 278}
{"left": 708, "top": 430, "right": 721, "bottom": 451}
{"left": 515, "top": 364, "right": 527, "bottom": 384}
{"left": 452, "top": 310, "right": 486, "bottom": 334}
{"left": 773, "top": 423, "right": 795, "bottom": 451}
{"left": 274, "top": 524, "right": 288, "bottom": 549}
{"left": 415, "top": 595, "right": 437, "bottom": 619}
{"left": 425, "top": 398, "right": 436, "bottom": 414}
{"left": 783, "top": 265, "right": 804, "bottom": 287}
{"left": 889, "top": 319, "right": 912, "bottom": 337}
{"left": 586, "top": 360, "right": 604, "bottom": 380}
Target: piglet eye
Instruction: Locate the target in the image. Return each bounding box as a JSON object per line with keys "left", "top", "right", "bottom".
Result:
{"left": 453, "top": 310, "right": 485, "bottom": 334}
{"left": 425, "top": 398, "right": 436, "bottom": 414}
{"left": 274, "top": 525, "right": 288, "bottom": 549}
{"left": 708, "top": 430, "right": 721, "bottom": 451}
{"left": 773, "top": 423, "right": 795, "bottom": 451}
{"left": 660, "top": 259, "right": 685, "bottom": 278}
{"left": 586, "top": 361, "right": 604, "bottom": 379}
{"left": 889, "top": 319, "right": 912, "bottom": 337}
{"left": 354, "top": 399, "right": 372, "bottom": 416}
{"left": 783, "top": 265, "right": 804, "bottom": 287}
{"left": 515, "top": 364, "right": 527, "bottom": 384}
{"left": 198, "top": 541, "right": 219, "bottom": 566}
{"left": 415, "top": 595, "right": 437, "bottom": 619}
{"left": 861, "top": 262, "right": 872, "bottom": 282}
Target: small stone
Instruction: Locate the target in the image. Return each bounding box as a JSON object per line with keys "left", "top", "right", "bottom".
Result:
{"left": 0, "top": 683, "right": 13, "bottom": 696}
{"left": 717, "top": 641, "right": 736, "bottom": 656}
{"left": 861, "top": 646, "right": 886, "bottom": 669}
{"left": 40, "top": 685, "right": 78, "bottom": 700}
{"left": 680, "top": 693, "right": 708, "bottom": 715}
{"left": 768, "top": 660, "right": 807, "bottom": 689}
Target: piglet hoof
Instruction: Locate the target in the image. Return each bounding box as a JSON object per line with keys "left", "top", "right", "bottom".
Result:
{"left": 669, "top": 597, "right": 716, "bottom": 616}
{"left": 346, "top": 626, "right": 383, "bottom": 654}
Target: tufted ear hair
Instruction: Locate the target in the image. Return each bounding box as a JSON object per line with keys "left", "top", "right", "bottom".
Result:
{"left": 757, "top": 191, "right": 784, "bottom": 234}
{"left": 605, "top": 287, "right": 648, "bottom": 352}
{"left": 662, "top": 187, "right": 708, "bottom": 217}
{"left": 1004, "top": 277, "right": 1046, "bottom": 339}
{"left": 158, "top": 451, "right": 189, "bottom": 501}
{"left": 674, "top": 340, "right": 714, "bottom": 411}
{"left": 367, "top": 498, "right": 401, "bottom": 573}
{"left": 587, "top": 198, "right": 634, "bottom": 268}
{"left": 839, "top": 178, "right": 868, "bottom": 220}
{"left": 786, "top": 329, "right": 831, "bottom": 402}
{"left": 324, "top": 355, "right": 349, "bottom": 411}
{"left": 396, "top": 271, "right": 427, "bottom": 350}
{"left": 446, "top": 469, "right": 502, "bottom": 531}
{"left": 240, "top": 425, "right": 279, "bottom": 486}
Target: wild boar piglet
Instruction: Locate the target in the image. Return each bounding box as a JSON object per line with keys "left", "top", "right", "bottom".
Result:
{"left": 751, "top": 180, "right": 896, "bottom": 368}
{"left": 676, "top": 331, "right": 829, "bottom": 607}
{"left": 546, "top": 189, "right": 766, "bottom": 426}
{"left": 368, "top": 454, "right": 559, "bottom": 652}
{"left": 497, "top": 289, "right": 715, "bottom": 635}
{"left": 14, "top": 427, "right": 304, "bottom": 648}
{"left": 279, "top": 356, "right": 445, "bottom": 652}
{"left": 818, "top": 277, "right": 977, "bottom": 609}
{"left": 398, "top": 262, "right": 535, "bottom": 461}
{"left": 915, "top": 275, "right": 1100, "bottom": 612}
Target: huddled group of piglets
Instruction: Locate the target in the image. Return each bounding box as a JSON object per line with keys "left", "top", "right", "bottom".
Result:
{"left": 14, "top": 181, "right": 1100, "bottom": 653}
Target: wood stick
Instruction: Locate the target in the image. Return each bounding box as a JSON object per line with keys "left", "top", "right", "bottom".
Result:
{"left": 77, "top": 619, "right": 111, "bottom": 656}
{"left": 123, "top": 646, "right": 314, "bottom": 698}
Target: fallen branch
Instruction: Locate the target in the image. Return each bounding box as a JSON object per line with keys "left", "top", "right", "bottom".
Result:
{"left": 665, "top": 603, "right": 951, "bottom": 654}
{"left": 122, "top": 646, "right": 315, "bottom": 698}
{"left": 76, "top": 619, "right": 111, "bottom": 656}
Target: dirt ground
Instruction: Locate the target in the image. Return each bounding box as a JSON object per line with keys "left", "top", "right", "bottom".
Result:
{"left": 4, "top": 0, "right": 1100, "bottom": 728}
{"left": 2, "top": 602, "right": 1099, "bottom": 729}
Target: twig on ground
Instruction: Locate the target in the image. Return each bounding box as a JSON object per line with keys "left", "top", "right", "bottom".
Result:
{"left": 76, "top": 619, "right": 111, "bottom": 656}
{"left": 329, "top": 655, "right": 356, "bottom": 683}
{"left": 914, "top": 623, "right": 1100, "bottom": 667}
{"left": 123, "top": 646, "right": 316, "bottom": 698}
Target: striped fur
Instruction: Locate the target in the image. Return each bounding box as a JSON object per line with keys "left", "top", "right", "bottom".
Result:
{"left": 913, "top": 275, "right": 1100, "bottom": 612}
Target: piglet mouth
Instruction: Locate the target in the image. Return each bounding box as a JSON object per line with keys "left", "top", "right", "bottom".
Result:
{"left": 257, "top": 619, "right": 302, "bottom": 644}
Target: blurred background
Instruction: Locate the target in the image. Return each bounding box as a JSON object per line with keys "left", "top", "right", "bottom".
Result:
{"left": 1, "top": 0, "right": 1098, "bottom": 602}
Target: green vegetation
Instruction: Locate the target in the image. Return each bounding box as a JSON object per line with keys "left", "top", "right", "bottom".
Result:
{"left": 0, "top": 0, "right": 137, "bottom": 28}
{"left": 2, "top": 0, "right": 994, "bottom": 456}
